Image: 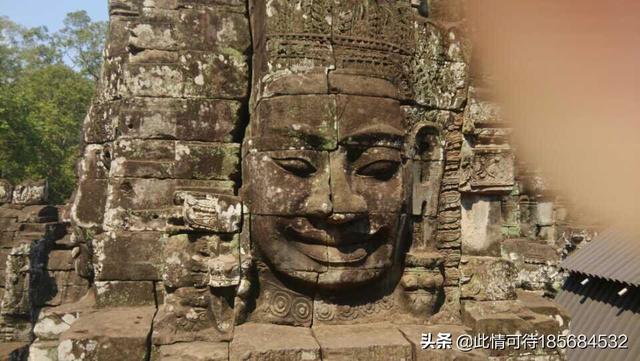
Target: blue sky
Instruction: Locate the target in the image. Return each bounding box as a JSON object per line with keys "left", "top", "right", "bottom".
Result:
{"left": 0, "top": 1, "right": 108, "bottom": 31}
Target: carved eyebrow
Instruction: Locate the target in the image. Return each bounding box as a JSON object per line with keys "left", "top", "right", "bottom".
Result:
{"left": 286, "top": 129, "right": 332, "bottom": 149}
{"left": 339, "top": 124, "right": 405, "bottom": 147}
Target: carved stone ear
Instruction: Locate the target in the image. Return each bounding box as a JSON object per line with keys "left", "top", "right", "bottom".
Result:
{"left": 408, "top": 122, "right": 442, "bottom": 161}
{"left": 407, "top": 122, "right": 444, "bottom": 218}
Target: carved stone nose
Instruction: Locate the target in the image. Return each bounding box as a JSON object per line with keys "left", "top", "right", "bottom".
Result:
{"left": 329, "top": 153, "right": 367, "bottom": 214}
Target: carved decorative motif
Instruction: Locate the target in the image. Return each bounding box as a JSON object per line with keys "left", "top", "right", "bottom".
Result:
{"left": 253, "top": 279, "right": 314, "bottom": 327}
{"left": 176, "top": 192, "right": 242, "bottom": 233}
{"left": 261, "top": 0, "right": 415, "bottom": 96}
{"left": 314, "top": 294, "right": 395, "bottom": 323}
{"left": 460, "top": 149, "right": 515, "bottom": 194}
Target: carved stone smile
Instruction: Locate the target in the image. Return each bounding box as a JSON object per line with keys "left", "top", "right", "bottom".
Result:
{"left": 292, "top": 242, "right": 370, "bottom": 265}
{"left": 283, "top": 218, "right": 383, "bottom": 265}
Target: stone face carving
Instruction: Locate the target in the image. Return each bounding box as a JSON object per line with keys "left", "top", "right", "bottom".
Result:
{"left": 240, "top": 0, "right": 452, "bottom": 327}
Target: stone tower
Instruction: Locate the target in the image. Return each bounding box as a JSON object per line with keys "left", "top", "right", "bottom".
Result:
{"left": 0, "top": 1, "right": 580, "bottom": 360}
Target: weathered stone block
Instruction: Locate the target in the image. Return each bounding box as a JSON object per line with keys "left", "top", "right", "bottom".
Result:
{"left": 78, "top": 144, "right": 111, "bottom": 180}
{"left": 117, "top": 98, "right": 243, "bottom": 142}
{"left": 0, "top": 314, "right": 33, "bottom": 342}
{"left": 463, "top": 301, "right": 533, "bottom": 335}
{"left": 122, "top": 51, "right": 249, "bottom": 100}
{"left": 536, "top": 201, "right": 555, "bottom": 226}
{"left": 462, "top": 299, "right": 567, "bottom": 358}
{"left": 17, "top": 205, "right": 59, "bottom": 223}
{"left": 104, "top": 178, "right": 235, "bottom": 231}
{"left": 113, "top": 178, "right": 235, "bottom": 210}
{"left": 0, "top": 180, "right": 13, "bottom": 204}
{"left": 84, "top": 102, "right": 119, "bottom": 143}
{"left": 336, "top": 95, "right": 404, "bottom": 149}
{"left": 0, "top": 216, "right": 18, "bottom": 232}
{"left": 464, "top": 88, "right": 504, "bottom": 131}
{"left": 34, "top": 303, "right": 84, "bottom": 341}
{"left": 152, "top": 342, "right": 228, "bottom": 361}
{"left": 229, "top": 323, "right": 321, "bottom": 361}
{"left": 72, "top": 178, "right": 108, "bottom": 228}
{"left": 58, "top": 306, "right": 155, "bottom": 361}
{"left": 461, "top": 195, "right": 503, "bottom": 256}
{"left": 34, "top": 271, "right": 90, "bottom": 307}
{"left": 95, "top": 281, "right": 155, "bottom": 307}
{"left": 313, "top": 323, "right": 413, "bottom": 361}
{"left": 152, "top": 287, "right": 233, "bottom": 345}
{"left": 1, "top": 245, "right": 31, "bottom": 316}
{"left": 47, "top": 251, "right": 75, "bottom": 271}
{"left": 0, "top": 231, "right": 15, "bottom": 245}
{"left": 501, "top": 240, "right": 561, "bottom": 291}
{"left": 260, "top": 71, "right": 329, "bottom": 98}
{"left": 12, "top": 180, "right": 48, "bottom": 205}
{"left": 128, "top": 22, "right": 179, "bottom": 52}
{"left": 95, "top": 55, "right": 125, "bottom": 102}
{"left": 111, "top": 140, "right": 240, "bottom": 180}
{"left": 161, "top": 234, "right": 202, "bottom": 288}
{"left": 173, "top": 142, "right": 240, "bottom": 180}
{"left": 249, "top": 95, "right": 337, "bottom": 151}
{"left": 516, "top": 290, "right": 570, "bottom": 328}
{"left": 28, "top": 340, "right": 59, "bottom": 361}
{"left": 460, "top": 256, "right": 516, "bottom": 301}
{"left": 160, "top": 232, "right": 241, "bottom": 290}
{"left": 177, "top": 7, "right": 251, "bottom": 52}
{"left": 94, "top": 231, "right": 165, "bottom": 281}
{"left": 11, "top": 225, "right": 63, "bottom": 249}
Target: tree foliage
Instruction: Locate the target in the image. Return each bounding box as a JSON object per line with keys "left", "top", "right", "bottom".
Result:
{"left": 55, "top": 11, "right": 107, "bottom": 81}
{"left": 0, "top": 12, "right": 106, "bottom": 203}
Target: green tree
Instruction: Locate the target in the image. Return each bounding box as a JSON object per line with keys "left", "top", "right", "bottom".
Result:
{"left": 55, "top": 11, "right": 107, "bottom": 81}
{"left": 0, "top": 65, "right": 94, "bottom": 203}
{"left": 0, "top": 13, "right": 106, "bottom": 203}
{"left": 0, "top": 17, "right": 60, "bottom": 82}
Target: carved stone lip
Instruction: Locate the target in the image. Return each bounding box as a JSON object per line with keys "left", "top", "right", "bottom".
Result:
{"left": 282, "top": 217, "right": 385, "bottom": 265}
{"left": 292, "top": 241, "right": 371, "bottom": 265}
{"left": 283, "top": 217, "right": 375, "bottom": 247}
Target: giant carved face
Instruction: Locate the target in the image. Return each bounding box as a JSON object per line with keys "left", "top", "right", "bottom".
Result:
{"left": 243, "top": 75, "right": 410, "bottom": 291}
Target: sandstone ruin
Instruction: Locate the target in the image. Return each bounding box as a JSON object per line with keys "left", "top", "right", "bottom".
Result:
{"left": 0, "top": 1, "right": 588, "bottom": 360}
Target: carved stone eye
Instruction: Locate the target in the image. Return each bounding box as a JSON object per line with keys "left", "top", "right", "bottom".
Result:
{"left": 272, "top": 157, "right": 317, "bottom": 177}
{"left": 357, "top": 160, "right": 400, "bottom": 180}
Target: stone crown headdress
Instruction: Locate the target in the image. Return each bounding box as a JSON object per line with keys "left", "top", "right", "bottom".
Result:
{"left": 261, "top": 0, "right": 416, "bottom": 97}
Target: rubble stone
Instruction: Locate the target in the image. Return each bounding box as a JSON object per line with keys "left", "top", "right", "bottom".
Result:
{"left": 460, "top": 256, "right": 517, "bottom": 301}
